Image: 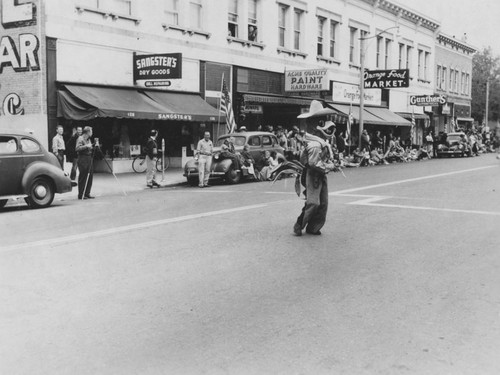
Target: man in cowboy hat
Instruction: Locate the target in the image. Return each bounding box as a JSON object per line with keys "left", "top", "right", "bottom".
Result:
{"left": 293, "top": 120, "right": 336, "bottom": 236}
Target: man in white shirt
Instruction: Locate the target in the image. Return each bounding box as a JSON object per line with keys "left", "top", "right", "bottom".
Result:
{"left": 52, "top": 125, "right": 66, "bottom": 169}
{"left": 196, "top": 131, "right": 213, "bottom": 188}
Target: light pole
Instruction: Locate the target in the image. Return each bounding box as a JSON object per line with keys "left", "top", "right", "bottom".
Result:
{"left": 358, "top": 26, "right": 399, "bottom": 149}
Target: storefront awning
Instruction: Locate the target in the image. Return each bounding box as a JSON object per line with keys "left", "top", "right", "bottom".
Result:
{"left": 143, "top": 91, "right": 221, "bottom": 122}
{"left": 243, "top": 93, "right": 313, "bottom": 106}
{"left": 57, "top": 84, "right": 221, "bottom": 122}
{"left": 395, "top": 112, "right": 429, "bottom": 121}
{"left": 327, "top": 104, "right": 412, "bottom": 127}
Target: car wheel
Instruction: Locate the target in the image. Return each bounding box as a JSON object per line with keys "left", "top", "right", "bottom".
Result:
{"left": 187, "top": 176, "right": 198, "bottom": 186}
{"left": 0, "top": 199, "right": 7, "bottom": 209}
{"left": 225, "top": 166, "right": 241, "bottom": 184}
{"left": 27, "top": 177, "right": 55, "bottom": 208}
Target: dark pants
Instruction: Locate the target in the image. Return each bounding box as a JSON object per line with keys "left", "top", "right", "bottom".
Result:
{"left": 56, "top": 151, "right": 65, "bottom": 169}
{"left": 295, "top": 169, "right": 329, "bottom": 233}
{"left": 70, "top": 156, "right": 78, "bottom": 180}
{"left": 77, "top": 154, "right": 93, "bottom": 198}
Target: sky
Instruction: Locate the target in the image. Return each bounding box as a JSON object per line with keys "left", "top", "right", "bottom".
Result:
{"left": 394, "top": 0, "right": 500, "bottom": 56}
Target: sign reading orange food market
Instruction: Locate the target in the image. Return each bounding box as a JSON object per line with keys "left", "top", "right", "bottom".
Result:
{"left": 363, "top": 69, "right": 409, "bottom": 88}
{"left": 409, "top": 94, "right": 447, "bottom": 106}
{"left": 133, "top": 53, "right": 182, "bottom": 81}
{"left": 285, "top": 69, "right": 329, "bottom": 92}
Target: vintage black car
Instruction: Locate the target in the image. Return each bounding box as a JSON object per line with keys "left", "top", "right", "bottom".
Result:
{"left": 183, "top": 131, "right": 285, "bottom": 185}
{"left": 0, "top": 130, "right": 73, "bottom": 209}
{"left": 436, "top": 132, "right": 471, "bottom": 158}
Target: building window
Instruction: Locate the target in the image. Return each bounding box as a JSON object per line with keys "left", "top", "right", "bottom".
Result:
{"left": 398, "top": 43, "right": 404, "bottom": 69}
{"left": 86, "top": 0, "right": 132, "bottom": 15}
{"left": 436, "top": 65, "right": 442, "bottom": 89}
{"left": 248, "top": 0, "right": 258, "bottom": 41}
{"left": 376, "top": 37, "right": 382, "bottom": 68}
{"left": 454, "top": 69, "right": 458, "bottom": 92}
{"left": 424, "top": 52, "right": 430, "bottom": 81}
{"left": 384, "top": 39, "right": 391, "bottom": 69}
{"left": 449, "top": 69, "right": 454, "bottom": 92}
{"left": 228, "top": 0, "right": 238, "bottom": 37}
{"left": 164, "top": 0, "right": 178, "bottom": 25}
{"left": 278, "top": 4, "right": 287, "bottom": 48}
{"left": 417, "top": 49, "right": 423, "bottom": 79}
{"left": 317, "top": 17, "right": 325, "bottom": 56}
{"left": 359, "top": 30, "right": 367, "bottom": 64}
{"left": 329, "top": 20, "right": 337, "bottom": 58}
{"left": 189, "top": 0, "right": 203, "bottom": 30}
{"left": 465, "top": 73, "right": 470, "bottom": 95}
{"left": 442, "top": 67, "right": 447, "bottom": 91}
{"left": 349, "top": 27, "right": 357, "bottom": 64}
{"left": 406, "top": 45, "right": 412, "bottom": 71}
{"left": 293, "top": 9, "right": 303, "bottom": 50}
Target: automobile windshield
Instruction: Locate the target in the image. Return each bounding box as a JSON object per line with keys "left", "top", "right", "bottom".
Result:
{"left": 216, "top": 136, "right": 246, "bottom": 147}
{"left": 447, "top": 135, "right": 462, "bottom": 142}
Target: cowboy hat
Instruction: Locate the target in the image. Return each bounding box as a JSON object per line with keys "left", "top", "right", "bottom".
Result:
{"left": 297, "top": 100, "right": 337, "bottom": 119}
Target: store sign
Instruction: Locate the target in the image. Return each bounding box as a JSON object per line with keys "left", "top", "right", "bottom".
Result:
{"left": 364, "top": 69, "right": 409, "bottom": 88}
{"left": 242, "top": 104, "right": 263, "bottom": 114}
{"left": 145, "top": 80, "right": 171, "bottom": 88}
{"left": 133, "top": 53, "right": 182, "bottom": 81}
{"left": 285, "top": 69, "right": 329, "bottom": 92}
{"left": 331, "top": 81, "right": 381, "bottom": 106}
{"left": 441, "top": 103, "right": 451, "bottom": 114}
{"left": 410, "top": 94, "right": 446, "bottom": 106}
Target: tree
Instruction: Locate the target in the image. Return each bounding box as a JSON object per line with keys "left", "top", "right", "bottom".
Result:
{"left": 471, "top": 47, "right": 500, "bottom": 124}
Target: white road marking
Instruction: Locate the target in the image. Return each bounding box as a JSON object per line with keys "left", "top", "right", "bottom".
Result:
{"left": 0, "top": 203, "right": 272, "bottom": 252}
{"left": 330, "top": 165, "right": 496, "bottom": 195}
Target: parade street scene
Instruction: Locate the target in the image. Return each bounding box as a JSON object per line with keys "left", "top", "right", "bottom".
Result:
{"left": 1, "top": 0, "right": 500, "bottom": 374}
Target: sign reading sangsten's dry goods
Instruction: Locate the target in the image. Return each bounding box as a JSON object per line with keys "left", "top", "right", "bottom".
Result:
{"left": 364, "top": 69, "right": 409, "bottom": 88}
{"left": 409, "top": 94, "right": 446, "bottom": 106}
{"left": 133, "top": 53, "right": 182, "bottom": 81}
{"left": 285, "top": 69, "right": 329, "bottom": 92}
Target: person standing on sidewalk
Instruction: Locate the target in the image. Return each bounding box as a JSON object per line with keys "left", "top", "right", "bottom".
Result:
{"left": 66, "top": 126, "right": 82, "bottom": 181}
{"left": 76, "top": 126, "right": 95, "bottom": 199}
{"left": 196, "top": 131, "right": 213, "bottom": 188}
{"left": 145, "top": 129, "right": 160, "bottom": 188}
{"left": 52, "top": 125, "right": 66, "bottom": 169}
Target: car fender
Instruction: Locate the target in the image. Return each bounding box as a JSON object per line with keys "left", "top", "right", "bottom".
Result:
{"left": 22, "top": 161, "right": 72, "bottom": 194}
{"left": 213, "top": 159, "right": 233, "bottom": 173}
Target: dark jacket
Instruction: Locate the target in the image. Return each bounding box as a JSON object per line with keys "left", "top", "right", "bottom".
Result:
{"left": 145, "top": 138, "right": 158, "bottom": 159}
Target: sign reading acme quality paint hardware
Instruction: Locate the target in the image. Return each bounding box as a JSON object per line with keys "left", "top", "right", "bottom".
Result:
{"left": 364, "top": 69, "right": 409, "bottom": 88}
{"left": 133, "top": 53, "right": 182, "bottom": 81}
{"left": 409, "top": 94, "right": 446, "bottom": 106}
{"left": 285, "top": 69, "right": 329, "bottom": 91}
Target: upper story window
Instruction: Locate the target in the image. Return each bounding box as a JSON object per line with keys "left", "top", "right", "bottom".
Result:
{"left": 406, "top": 45, "right": 412, "bottom": 71}
{"left": 449, "top": 69, "right": 454, "bottom": 92}
{"left": 359, "top": 30, "right": 367, "bottom": 64}
{"left": 349, "top": 27, "right": 357, "bottom": 64}
{"left": 80, "top": 0, "right": 132, "bottom": 15}
{"left": 278, "top": 4, "right": 287, "bottom": 48}
{"left": 164, "top": 0, "right": 179, "bottom": 25}
{"left": 398, "top": 43, "right": 404, "bottom": 69}
{"left": 417, "top": 49, "right": 423, "bottom": 79}
{"left": 436, "top": 65, "right": 442, "bottom": 90}
{"left": 424, "top": 52, "right": 430, "bottom": 81}
{"left": 329, "top": 20, "right": 338, "bottom": 59}
{"left": 248, "top": 0, "right": 258, "bottom": 41}
{"left": 442, "top": 67, "right": 447, "bottom": 90}
{"left": 228, "top": 0, "right": 238, "bottom": 37}
{"left": 376, "top": 37, "right": 383, "bottom": 68}
{"left": 384, "top": 39, "right": 391, "bottom": 69}
{"left": 293, "top": 9, "right": 303, "bottom": 50}
{"left": 189, "top": 0, "right": 203, "bottom": 30}
{"left": 317, "top": 17, "right": 325, "bottom": 56}
{"left": 465, "top": 73, "right": 470, "bottom": 95}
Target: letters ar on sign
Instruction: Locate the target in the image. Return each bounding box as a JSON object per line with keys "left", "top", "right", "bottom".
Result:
{"left": 133, "top": 53, "right": 182, "bottom": 81}
{"left": 363, "top": 69, "right": 410, "bottom": 88}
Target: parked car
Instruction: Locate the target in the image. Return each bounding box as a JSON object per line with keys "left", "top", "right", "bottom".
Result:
{"left": 183, "top": 131, "right": 285, "bottom": 185}
{"left": 0, "top": 130, "right": 74, "bottom": 209}
{"left": 436, "top": 132, "right": 470, "bottom": 158}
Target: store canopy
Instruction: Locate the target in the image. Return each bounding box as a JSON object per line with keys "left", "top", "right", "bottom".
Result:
{"left": 57, "top": 84, "right": 221, "bottom": 122}
{"left": 143, "top": 91, "right": 221, "bottom": 122}
{"left": 396, "top": 112, "right": 429, "bottom": 121}
{"left": 328, "top": 103, "right": 412, "bottom": 127}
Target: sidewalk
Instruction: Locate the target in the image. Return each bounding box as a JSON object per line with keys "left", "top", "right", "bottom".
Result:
{"left": 65, "top": 168, "right": 187, "bottom": 199}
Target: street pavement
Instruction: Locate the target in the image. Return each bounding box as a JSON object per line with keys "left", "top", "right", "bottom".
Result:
{"left": 1, "top": 154, "right": 500, "bottom": 375}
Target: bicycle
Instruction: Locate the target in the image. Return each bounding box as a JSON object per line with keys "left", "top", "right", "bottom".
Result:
{"left": 132, "top": 151, "right": 170, "bottom": 173}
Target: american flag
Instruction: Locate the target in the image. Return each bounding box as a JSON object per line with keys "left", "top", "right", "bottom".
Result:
{"left": 220, "top": 79, "right": 237, "bottom": 133}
